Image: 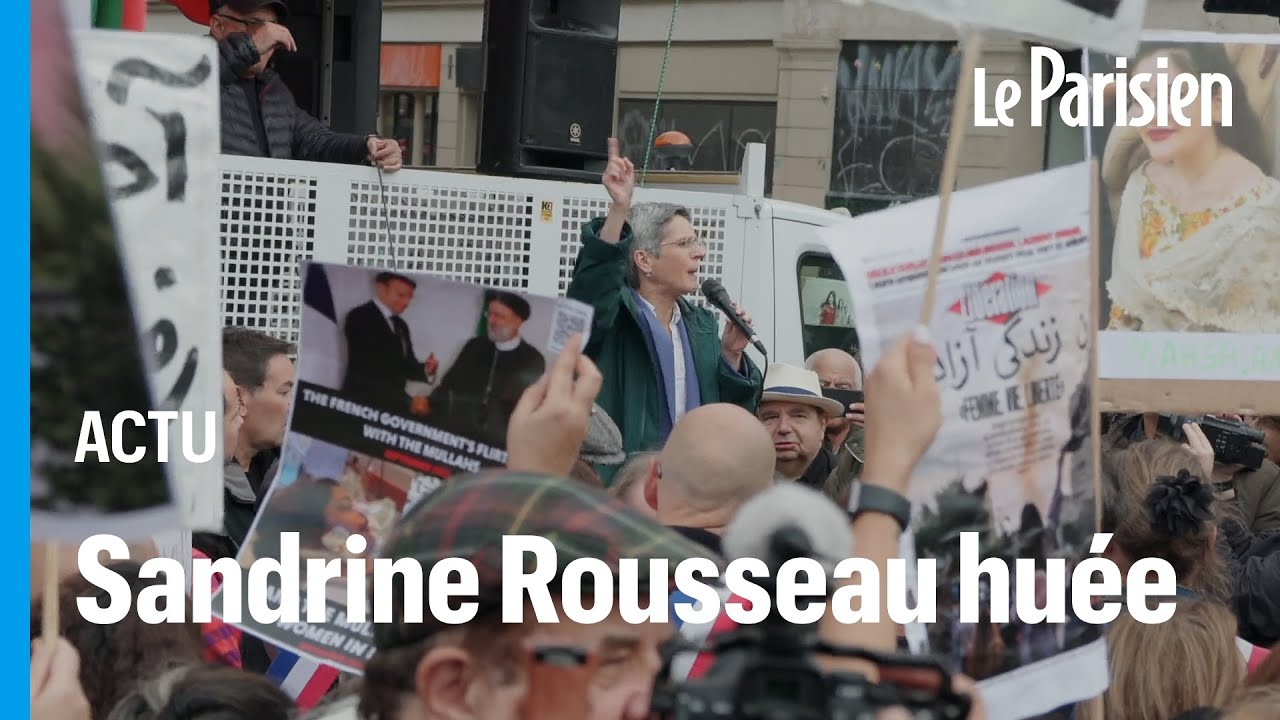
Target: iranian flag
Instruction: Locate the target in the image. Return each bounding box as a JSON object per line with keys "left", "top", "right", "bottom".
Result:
{"left": 92, "top": 0, "right": 147, "bottom": 30}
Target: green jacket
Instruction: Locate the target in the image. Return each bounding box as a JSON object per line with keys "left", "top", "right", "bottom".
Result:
{"left": 566, "top": 217, "right": 764, "bottom": 483}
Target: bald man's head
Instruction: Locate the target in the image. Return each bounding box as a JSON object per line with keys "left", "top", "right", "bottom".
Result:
{"left": 807, "top": 348, "right": 861, "bottom": 432}
{"left": 645, "top": 403, "right": 775, "bottom": 532}
{"left": 806, "top": 348, "right": 862, "bottom": 390}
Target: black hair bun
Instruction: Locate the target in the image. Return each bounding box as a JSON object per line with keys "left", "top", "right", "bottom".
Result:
{"left": 1146, "top": 469, "right": 1214, "bottom": 538}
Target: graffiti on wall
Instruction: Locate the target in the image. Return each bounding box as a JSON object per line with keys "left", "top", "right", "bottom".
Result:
{"left": 829, "top": 41, "right": 960, "bottom": 201}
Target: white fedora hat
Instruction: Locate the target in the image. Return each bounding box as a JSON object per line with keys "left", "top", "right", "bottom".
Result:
{"left": 759, "top": 363, "right": 845, "bottom": 417}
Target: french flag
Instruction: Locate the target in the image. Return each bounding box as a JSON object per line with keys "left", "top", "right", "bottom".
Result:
{"left": 1237, "top": 637, "right": 1271, "bottom": 675}
{"left": 668, "top": 585, "right": 744, "bottom": 682}
{"left": 266, "top": 651, "right": 341, "bottom": 711}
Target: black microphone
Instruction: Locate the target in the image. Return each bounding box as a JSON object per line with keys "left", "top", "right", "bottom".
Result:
{"left": 700, "top": 278, "right": 767, "bottom": 357}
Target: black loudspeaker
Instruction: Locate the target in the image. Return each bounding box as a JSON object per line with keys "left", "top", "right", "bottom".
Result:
{"left": 269, "top": 0, "right": 382, "bottom": 136}
{"left": 478, "top": 0, "right": 622, "bottom": 182}
{"left": 1203, "top": 0, "right": 1280, "bottom": 16}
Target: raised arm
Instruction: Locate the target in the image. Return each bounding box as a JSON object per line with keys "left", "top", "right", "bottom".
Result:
{"left": 818, "top": 326, "right": 941, "bottom": 680}
{"left": 599, "top": 138, "right": 633, "bottom": 244}
{"left": 565, "top": 138, "right": 637, "bottom": 353}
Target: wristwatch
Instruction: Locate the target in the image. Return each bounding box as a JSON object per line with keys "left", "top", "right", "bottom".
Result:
{"left": 847, "top": 482, "right": 912, "bottom": 532}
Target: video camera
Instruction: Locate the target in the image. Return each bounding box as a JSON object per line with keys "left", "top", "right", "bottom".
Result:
{"left": 1157, "top": 414, "right": 1269, "bottom": 470}
{"left": 649, "top": 518, "right": 972, "bottom": 720}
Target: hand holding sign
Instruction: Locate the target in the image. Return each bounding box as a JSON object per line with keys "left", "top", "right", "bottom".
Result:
{"left": 506, "top": 334, "right": 603, "bottom": 478}
{"left": 367, "top": 136, "right": 402, "bottom": 172}
{"left": 862, "top": 326, "right": 941, "bottom": 494}
{"left": 30, "top": 638, "right": 90, "bottom": 720}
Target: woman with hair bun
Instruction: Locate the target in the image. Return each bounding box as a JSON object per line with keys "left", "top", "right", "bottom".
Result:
{"left": 1097, "top": 438, "right": 1278, "bottom": 658}
{"left": 1069, "top": 451, "right": 1277, "bottom": 720}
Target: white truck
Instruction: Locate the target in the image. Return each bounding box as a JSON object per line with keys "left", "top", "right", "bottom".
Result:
{"left": 218, "top": 143, "right": 858, "bottom": 369}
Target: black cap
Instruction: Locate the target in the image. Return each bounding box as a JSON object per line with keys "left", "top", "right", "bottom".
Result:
{"left": 212, "top": 0, "right": 289, "bottom": 22}
{"left": 484, "top": 289, "right": 532, "bottom": 321}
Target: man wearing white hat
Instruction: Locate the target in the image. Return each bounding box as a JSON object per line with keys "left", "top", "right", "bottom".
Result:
{"left": 756, "top": 363, "right": 845, "bottom": 484}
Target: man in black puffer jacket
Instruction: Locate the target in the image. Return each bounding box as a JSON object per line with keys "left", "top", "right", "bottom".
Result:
{"left": 208, "top": 0, "right": 402, "bottom": 169}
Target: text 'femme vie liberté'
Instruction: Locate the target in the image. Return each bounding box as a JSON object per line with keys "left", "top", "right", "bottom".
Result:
{"left": 975, "top": 46, "right": 1235, "bottom": 128}
{"left": 76, "top": 532, "right": 1182, "bottom": 628}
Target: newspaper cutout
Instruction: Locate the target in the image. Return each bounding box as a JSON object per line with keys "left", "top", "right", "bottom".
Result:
{"left": 213, "top": 264, "right": 593, "bottom": 672}
{"left": 31, "top": 0, "right": 178, "bottom": 539}
{"left": 817, "top": 160, "right": 1105, "bottom": 719}
{"left": 862, "top": 0, "right": 1147, "bottom": 56}
{"left": 74, "top": 29, "right": 226, "bottom": 532}
{"left": 1084, "top": 32, "right": 1280, "bottom": 395}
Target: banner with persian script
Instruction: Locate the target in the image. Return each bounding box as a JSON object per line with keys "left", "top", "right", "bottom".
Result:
{"left": 817, "top": 161, "right": 1105, "bottom": 720}
{"left": 76, "top": 29, "right": 226, "bottom": 533}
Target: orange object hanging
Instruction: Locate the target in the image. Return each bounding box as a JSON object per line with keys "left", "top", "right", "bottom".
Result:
{"left": 654, "top": 130, "right": 692, "bottom": 147}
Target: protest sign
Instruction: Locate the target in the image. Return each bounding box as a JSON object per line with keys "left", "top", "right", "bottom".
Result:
{"left": 861, "top": 0, "right": 1147, "bottom": 56}
{"left": 31, "top": 0, "right": 178, "bottom": 540}
{"left": 214, "top": 265, "right": 593, "bottom": 672}
{"left": 1084, "top": 32, "right": 1280, "bottom": 413}
{"left": 151, "top": 530, "right": 194, "bottom": 591}
{"left": 817, "top": 160, "right": 1105, "bottom": 719}
{"left": 75, "top": 29, "right": 226, "bottom": 531}
{"left": 801, "top": 276, "right": 856, "bottom": 329}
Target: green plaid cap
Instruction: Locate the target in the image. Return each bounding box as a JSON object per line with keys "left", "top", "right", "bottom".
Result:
{"left": 373, "top": 471, "right": 711, "bottom": 650}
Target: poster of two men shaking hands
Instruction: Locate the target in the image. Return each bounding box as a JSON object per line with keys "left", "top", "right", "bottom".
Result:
{"left": 293, "top": 263, "right": 592, "bottom": 476}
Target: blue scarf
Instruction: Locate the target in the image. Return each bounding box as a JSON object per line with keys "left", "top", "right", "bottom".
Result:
{"left": 633, "top": 289, "right": 701, "bottom": 441}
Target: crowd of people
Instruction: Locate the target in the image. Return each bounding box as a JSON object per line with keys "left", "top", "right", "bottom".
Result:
{"left": 30, "top": 0, "right": 1280, "bottom": 719}
{"left": 31, "top": 136, "right": 1280, "bottom": 720}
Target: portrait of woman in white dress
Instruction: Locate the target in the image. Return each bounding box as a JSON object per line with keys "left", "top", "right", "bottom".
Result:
{"left": 1100, "top": 41, "right": 1280, "bottom": 334}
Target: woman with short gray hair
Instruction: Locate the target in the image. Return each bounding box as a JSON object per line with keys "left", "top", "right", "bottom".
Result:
{"left": 566, "top": 138, "right": 764, "bottom": 483}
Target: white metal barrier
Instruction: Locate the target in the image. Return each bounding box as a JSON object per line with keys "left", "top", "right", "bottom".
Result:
{"left": 218, "top": 155, "right": 759, "bottom": 346}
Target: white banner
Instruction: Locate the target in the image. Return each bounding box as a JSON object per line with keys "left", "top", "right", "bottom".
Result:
{"left": 76, "top": 30, "right": 225, "bottom": 533}
{"left": 817, "top": 161, "right": 1105, "bottom": 720}
{"left": 860, "top": 0, "right": 1148, "bottom": 56}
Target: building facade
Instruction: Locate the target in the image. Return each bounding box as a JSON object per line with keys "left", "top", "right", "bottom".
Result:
{"left": 146, "top": 0, "right": 1269, "bottom": 208}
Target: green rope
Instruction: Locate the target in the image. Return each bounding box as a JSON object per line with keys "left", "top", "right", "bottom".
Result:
{"left": 640, "top": 0, "right": 680, "bottom": 186}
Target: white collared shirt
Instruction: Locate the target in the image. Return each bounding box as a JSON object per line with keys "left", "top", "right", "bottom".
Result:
{"left": 371, "top": 296, "right": 398, "bottom": 333}
{"left": 637, "top": 295, "right": 687, "bottom": 421}
{"left": 492, "top": 334, "right": 521, "bottom": 352}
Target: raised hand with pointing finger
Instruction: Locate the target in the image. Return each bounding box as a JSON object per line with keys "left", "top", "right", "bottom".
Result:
{"left": 603, "top": 137, "right": 635, "bottom": 208}
{"left": 599, "top": 138, "right": 635, "bottom": 244}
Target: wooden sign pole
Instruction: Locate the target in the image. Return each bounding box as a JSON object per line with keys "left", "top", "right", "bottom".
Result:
{"left": 918, "top": 31, "right": 985, "bottom": 326}
{"left": 42, "top": 543, "right": 60, "bottom": 638}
